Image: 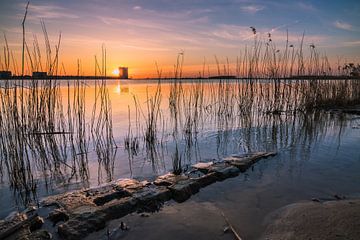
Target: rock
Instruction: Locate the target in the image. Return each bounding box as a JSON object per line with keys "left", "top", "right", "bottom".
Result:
{"left": 169, "top": 179, "right": 200, "bottom": 203}
{"left": 25, "top": 206, "right": 37, "bottom": 214}
{"left": 134, "top": 186, "right": 171, "bottom": 202}
{"left": 0, "top": 213, "right": 35, "bottom": 240}
{"left": 209, "top": 163, "right": 240, "bottom": 180}
{"left": 191, "top": 172, "right": 219, "bottom": 188}
{"left": 2, "top": 227, "right": 30, "bottom": 240}
{"left": 83, "top": 185, "right": 114, "bottom": 197}
{"left": 107, "top": 223, "right": 130, "bottom": 239}
{"left": 28, "top": 229, "right": 52, "bottom": 239}
{"left": 225, "top": 160, "right": 251, "bottom": 172}
{"left": 99, "top": 197, "right": 138, "bottom": 221}
{"left": 334, "top": 194, "right": 346, "bottom": 200}
{"left": 43, "top": 191, "right": 95, "bottom": 213}
{"left": 58, "top": 212, "right": 106, "bottom": 240}
{"left": 71, "top": 205, "right": 99, "bottom": 215}
{"left": 133, "top": 186, "right": 172, "bottom": 212}
{"left": 3, "top": 212, "right": 27, "bottom": 223}
{"left": 224, "top": 151, "right": 276, "bottom": 172}
{"left": 120, "top": 221, "right": 130, "bottom": 231}
{"left": 114, "top": 178, "right": 146, "bottom": 193}
{"left": 29, "top": 216, "right": 44, "bottom": 232}
{"left": 154, "top": 173, "right": 189, "bottom": 186}
{"left": 192, "top": 162, "right": 214, "bottom": 173}
{"left": 48, "top": 208, "right": 69, "bottom": 225}
{"left": 92, "top": 188, "right": 131, "bottom": 206}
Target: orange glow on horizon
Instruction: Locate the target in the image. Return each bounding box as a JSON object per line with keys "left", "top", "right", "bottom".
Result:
{"left": 112, "top": 69, "right": 119, "bottom": 75}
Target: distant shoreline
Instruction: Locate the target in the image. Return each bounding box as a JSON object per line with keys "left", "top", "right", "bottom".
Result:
{"left": 0, "top": 75, "right": 359, "bottom": 80}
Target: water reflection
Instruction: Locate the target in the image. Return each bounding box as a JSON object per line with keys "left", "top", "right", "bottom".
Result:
{"left": 0, "top": 78, "right": 359, "bottom": 217}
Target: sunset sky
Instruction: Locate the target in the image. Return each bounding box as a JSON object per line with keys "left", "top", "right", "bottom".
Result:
{"left": 0, "top": 0, "right": 360, "bottom": 78}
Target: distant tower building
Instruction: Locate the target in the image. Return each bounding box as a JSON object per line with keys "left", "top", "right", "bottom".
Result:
{"left": 118, "top": 67, "right": 128, "bottom": 79}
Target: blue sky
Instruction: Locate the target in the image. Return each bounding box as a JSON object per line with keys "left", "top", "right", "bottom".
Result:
{"left": 0, "top": 0, "right": 359, "bottom": 76}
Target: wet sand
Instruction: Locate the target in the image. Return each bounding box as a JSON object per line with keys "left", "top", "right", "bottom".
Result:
{"left": 261, "top": 199, "right": 360, "bottom": 240}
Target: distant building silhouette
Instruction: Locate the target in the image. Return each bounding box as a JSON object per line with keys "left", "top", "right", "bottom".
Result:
{"left": 32, "top": 72, "right": 47, "bottom": 78}
{"left": 118, "top": 67, "right": 128, "bottom": 79}
{"left": 0, "top": 71, "right": 12, "bottom": 79}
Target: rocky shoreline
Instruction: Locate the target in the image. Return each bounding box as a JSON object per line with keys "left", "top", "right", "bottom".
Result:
{"left": 0, "top": 152, "right": 276, "bottom": 240}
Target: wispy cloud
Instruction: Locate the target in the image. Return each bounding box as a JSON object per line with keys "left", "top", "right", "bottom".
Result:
{"left": 210, "top": 24, "right": 252, "bottom": 41}
{"left": 333, "top": 20, "right": 352, "bottom": 31}
{"left": 343, "top": 40, "right": 360, "bottom": 46}
{"left": 297, "top": 2, "right": 316, "bottom": 11}
{"left": 240, "top": 5, "right": 265, "bottom": 14}
{"left": 133, "top": 6, "right": 142, "bottom": 11}
{"left": 21, "top": 3, "right": 78, "bottom": 19}
{"left": 98, "top": 16, "right": 170, "bottom": 31}
{"left": 208, "top": 23, "right": 327, "bottom": 45}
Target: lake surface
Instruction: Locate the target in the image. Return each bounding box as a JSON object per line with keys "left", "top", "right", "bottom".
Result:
{"left": 0, "top": 79, "right": 359, "bottom": 221}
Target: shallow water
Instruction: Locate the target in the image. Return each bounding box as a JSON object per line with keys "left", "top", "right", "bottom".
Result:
{"left": 0, "top": 79, "right": 359, "bottom": 220}
{"left": 88, "top": 113, "right": 360, "bottom": 240}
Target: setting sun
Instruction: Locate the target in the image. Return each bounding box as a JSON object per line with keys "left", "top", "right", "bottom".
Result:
{"left": 112, "top": 69, "right": 119, "bottom": 75}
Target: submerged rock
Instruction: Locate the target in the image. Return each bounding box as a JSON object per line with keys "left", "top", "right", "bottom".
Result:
{"left": 209, "top": 163, "right": 240, "bottom": 180}
{"left": 191, "top": 172, "right": 219, "bottom": 188}
{"left": 133, "top": 186, "right": 172, "bottom": 212}
{"left": 29, "top": 216, "right": 44, "bottom": 232}
{"left": 99, "top": 197, "right": 138, "bottom": 221}
{"left": 58, "top": 211, "right": 106, "bottom": 240}
{"left": 169, "top": 179, "right": 201, "bottom": 203}
{"left": 224, "top": 151, "right": 276, "bottom": 172}
{"left": 0, "top": 213, "right": 29, "bottom": 240}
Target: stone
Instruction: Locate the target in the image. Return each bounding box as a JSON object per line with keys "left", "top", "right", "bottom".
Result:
{"left": 83, "top": 184, "right": 114, "bottom": 197}
{"left": 192, "top": 162, "right": 214, "bottom": 173}
{"left": 191, "top": 172, "right": 219, "bottom": 188}
{"left": 28, "top": 151, "right": 278, "bottom": 240}
{"left": 169, "top": 179, "right": 201, "bottom": 203}
{"left": 209, "top": 163, "right": 240, "bottom": 180}
{"left": 99, "top": 197, "right": 138, "bottom": 221}
{"left": 58, "top": 212, "right": 106, "bottom": 240}
{"left": 133, "top": 186, "right": 172, "bottom": 212}
{"left": 48, "top": 209, "right": 69, "bottom": 225}
{"left": 114, "top": 178, "right": 146, "bottom": 193}
{"left": 92, "top": 188, "right": 131, "bottom": 206}
{"left": 0, "top": 212, "right": 29, "bottom": 240}
{"left": 43, "top": 191, "right": 95, "bottom": 212}
{"left": 225, "top": 160, "right": 252, "bottom": 172}
{"left": 223, "top": 151, "right": 276, "bottom": 172}
{"left": 154, "top": 173, "right": 189, "bottom": 186}
{"left": 29, "top": 216, "right": 44, "bottom": 232}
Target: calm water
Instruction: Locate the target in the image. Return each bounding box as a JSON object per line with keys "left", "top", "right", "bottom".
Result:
{"left": 0, "top": 79, "right": 359, "bottom": 219}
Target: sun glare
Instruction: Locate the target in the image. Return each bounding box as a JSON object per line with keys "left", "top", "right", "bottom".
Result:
{"left": 112, "top": 69, "right": 119, "bottom": 75}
